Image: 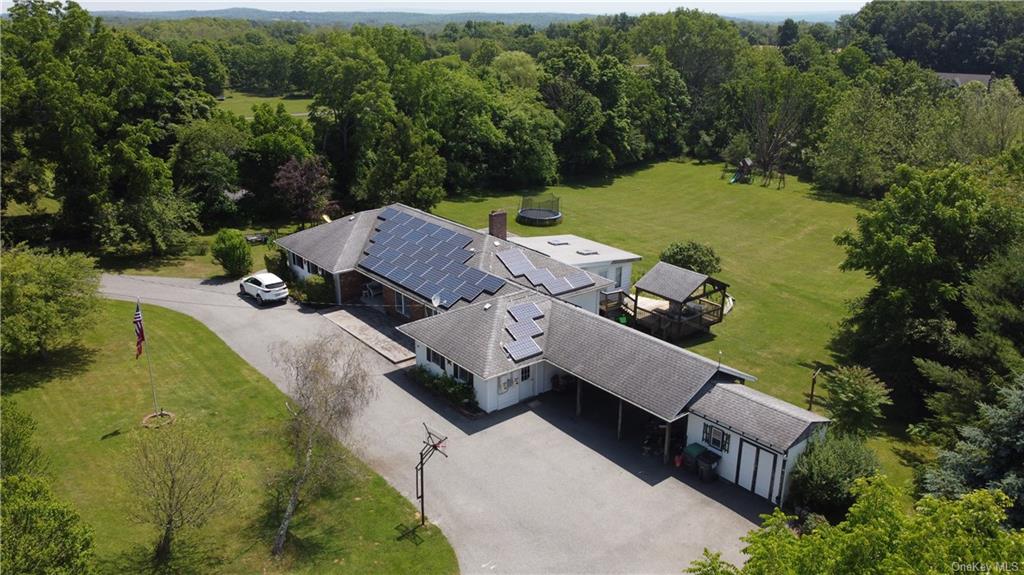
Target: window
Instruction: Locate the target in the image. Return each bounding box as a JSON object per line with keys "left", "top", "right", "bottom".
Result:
{"left": 520, "top": 366, "right": 531, "bottom": 381}
{"left": 426, "top": 347, "right": 445, "bottom": 369}
{"left": 395, "top": 292, "right": 410, "bottom": 317}
{"left": 425, "top": 307, "right": 438, "bottom": 317}
{"left": 307, "top": 261, "right": 321, "bottom": 275}
{"left": 702, "top": 423, "right": 731, "bottom": 453}
{"left": 614, "top": 266, "right": 623, "bottom": 288}
{"left": 452, "top": 363, "right": 474, "bottom": 386}
{"left": 291, "top": 253, "right": 305, "bottom": 268}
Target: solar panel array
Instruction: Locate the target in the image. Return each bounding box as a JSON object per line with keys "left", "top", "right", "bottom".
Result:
{"left": 503, "top": 301, "right": 545, "bottom": 361}
{"left": 358, "top": 208, "right": 506, "bottom": 309}
{"left": 495, "top": 248, "right": 595, "bottom": 296}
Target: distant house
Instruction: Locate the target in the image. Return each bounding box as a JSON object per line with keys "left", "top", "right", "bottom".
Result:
{"left": 276, "top": 204, "right": 827, "bottom": 505}
{"left": 935, "top": 71, "right": 994, "bottom": 88}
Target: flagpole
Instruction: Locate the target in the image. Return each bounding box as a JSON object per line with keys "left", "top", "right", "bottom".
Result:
{"left": 139, "top": 298, "right": 161, "bottom": 415}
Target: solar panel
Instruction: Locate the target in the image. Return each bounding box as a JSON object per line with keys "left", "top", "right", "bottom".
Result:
{"left": 386, "top": 268, "right": 411, "bottom": 284}
{"left": 359, "top": 256, "right": 382, "bottom": 272}
{"left": 508, "top": 302, "right": 544, "bottom": 322}
{"left": 405, "top": 276, "right": 427, "bottom": 294}
{"left": 459, "top": 267, "right": 486, "bottom": 284}
{"left": 414, "top": 281, "right": 441, "bottom": 299}
{"left": 435, "top": 289, "right": 459, "bottom": 309}
{"left": 525, "top": 268, "right": 556, "bottom": 286}
{"left": 416, "top": 236, "right": 442, "bottom": 251}
{"left": 376, "top": 219, "right": 400, "bottom": 232}
{"left": 543, "top": 277, "right": 573, "bottom": 295}
{"left": 430, "top": 227, "right": 456, "bottom": 242}
{"left": 452, "top": 249, "right": 475, "bottom": 264}
{"left": 380, "top": 248, "right": 403, "bottom": 264}
{"left": 565, "top": 271, "right": 595, "bottom": 289}
{"left": 419, "top": 222, "right": 441, "bottom": 236}
{"left": 506, "top": 319, "right": 543, "bottom": 340}
{"left": 378, "top": 206, "right": 400, "bottom": 220}
{"left": 375, "top": 261, "right": 397, "bottom": 277}
{"left": 421, "top": 268, "right": 447, "bottom": 284}
{"left": 406, "top": 261, "right": 432, "bottom": 278}
{"left": 391, "top": 211, "right": 413, "bottom": 224}
{"left": 402, "top": 229, "right": 428, "bottom": 243}
{"left": 437, "top": 274, "right": 464, "bottom": 291}
{"left": 364, "top": 243, "right": 388, "bottom": 257}
{"left": 504, "top": 338, "right": 542, "bottom": 361}
{"left": 454, "top": 282, "right": 484, "bottom": 302}
{"left": 476, "top": 274, "right": 505, "bottom": 294}
{"left": 496, "top": 248, "right": 534, "bottom": 276}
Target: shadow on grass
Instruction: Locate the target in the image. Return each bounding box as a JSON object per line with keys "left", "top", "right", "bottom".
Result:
{"left": 1, "top": 345, "right": 97, "bottom": 393}
{"left": 96, "top": 252, "right": 190, "bottom": 274}
{"left": 96, "top": 535, "right": 226, "bottom": 575}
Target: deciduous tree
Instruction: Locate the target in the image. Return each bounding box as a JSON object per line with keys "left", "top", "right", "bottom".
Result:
{"left": 821, "top": 365, "right": 892, "bottom": 436}
{"left": 1, "top": 475, "right": 94, "bottom": 574}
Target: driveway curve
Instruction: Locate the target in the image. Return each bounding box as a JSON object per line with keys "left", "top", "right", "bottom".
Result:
{"left": 101, "top": 274, "right": 765, "bottom": 574}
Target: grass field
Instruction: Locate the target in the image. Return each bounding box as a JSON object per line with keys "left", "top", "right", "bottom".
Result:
{"left": 217, "top": 89, "right": 314, "bottom": 118}
{"left": 97, "top": 223, "right": 300, "bottom": 279}
{"left": 435, "top": 160, "right": 922, "bottom": 490}
{"left": 3, "top": 300, "right": 457, "bottom": 574}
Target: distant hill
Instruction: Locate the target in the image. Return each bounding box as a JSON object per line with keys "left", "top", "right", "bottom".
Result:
{"left": 91, "top": 8, "right": 593, "bottom": 28}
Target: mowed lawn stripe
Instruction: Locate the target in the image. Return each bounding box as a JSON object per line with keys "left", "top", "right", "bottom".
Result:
{"left": 4, "top": 300, "right": 457, "bottom": 574}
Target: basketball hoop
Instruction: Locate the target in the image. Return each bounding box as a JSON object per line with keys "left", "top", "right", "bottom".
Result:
{"left": 416, "top": 423, "right": 448, "bottom": 526}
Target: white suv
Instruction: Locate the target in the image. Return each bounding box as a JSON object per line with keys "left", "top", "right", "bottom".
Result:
{"left": 239, "top": 272, "right": 289, "bottom": 306}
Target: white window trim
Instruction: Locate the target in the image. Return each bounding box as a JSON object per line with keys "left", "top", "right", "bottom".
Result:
{"left": 395, "top": 292, "right": 410, "bottom": 317}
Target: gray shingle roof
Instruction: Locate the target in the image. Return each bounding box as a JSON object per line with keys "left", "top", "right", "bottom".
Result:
{"left": 689, "top": 383, "right": 829, "bottom": 451}
{"left": 275, "top": 210, "right": 380, "bottom": 273}
{"left": 398, "top": 292, "right": 756, "bottom": 421}
{"left": 635, "top": 261, "right": 716, "bottom": 302}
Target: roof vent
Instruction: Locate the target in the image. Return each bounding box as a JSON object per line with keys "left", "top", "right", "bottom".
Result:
{"left": 348, "top": 215, "right": 355, "bottom": 221}
{"left": 576, "top": 249, "right": 598, "bottom": 256}
{"left": 483, "top": 303, "right": 492, "bottom": 310}
{"left": 493, "top": 240, "right": 501, "bottom": 247}
{"left": 547, "top": 239, "right": 570, "bottom": 246}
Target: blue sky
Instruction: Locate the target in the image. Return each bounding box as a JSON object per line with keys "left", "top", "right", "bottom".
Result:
{"left": 73, "top": 0, "right": 867, "bottom": 17}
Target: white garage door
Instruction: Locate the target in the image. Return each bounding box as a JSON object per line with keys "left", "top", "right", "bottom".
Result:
{"left": 754, "top": 449, "right": 777, "bottom": 500}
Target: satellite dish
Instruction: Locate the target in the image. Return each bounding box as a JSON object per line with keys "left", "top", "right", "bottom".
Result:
{"left": 431, "top": 294, "right": 441, "bottom": 308}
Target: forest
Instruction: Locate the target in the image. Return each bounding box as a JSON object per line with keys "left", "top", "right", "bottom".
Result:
{"left": 2, "top": 0, "right": 1024, "bottom": 551}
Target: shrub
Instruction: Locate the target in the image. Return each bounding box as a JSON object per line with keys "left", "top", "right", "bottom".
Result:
{"left": 409, "top": 366, "right": 478, "bottom": 410}
{"left": 0, "top": 246, "right": 100, "bottom": 360}
{"left": 186, "top": 237, "right": 209, "bottom": 256}
{"left": 660, "top": 241, "right": 722, "bottom": 275}
{"left": 790, "top": 433, "right": 878, "bottom": 520}
{"left": 263, "top": 246, "right": 290, "bottom": 281}
{"left": 210, "top": 228, "right": 252, "bottom": 277}
{"left": 822, "top": 365, "right": 892, "bottom": 436}
{"left": 301, "top": 274, "right": 333, "bottom": 304}
{"left": 0, "top": 399, "right": 45, "bottom": 479}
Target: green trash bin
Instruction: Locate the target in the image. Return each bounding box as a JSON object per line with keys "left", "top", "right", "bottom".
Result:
{"left": 683, "top": 443, "right": 706, "bottom": 472}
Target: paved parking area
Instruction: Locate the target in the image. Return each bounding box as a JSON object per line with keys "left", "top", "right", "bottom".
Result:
{"left": 102, "top": 274, "right": 766, "bottom": 574}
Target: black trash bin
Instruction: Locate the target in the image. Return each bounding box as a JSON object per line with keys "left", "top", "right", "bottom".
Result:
{"left": 697, "top": 451, "right": 721, "bottom": 482}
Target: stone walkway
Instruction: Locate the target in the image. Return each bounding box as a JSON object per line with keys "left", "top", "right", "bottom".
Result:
{"left": 320, "top": 305, "right": 416, "bottom": 363}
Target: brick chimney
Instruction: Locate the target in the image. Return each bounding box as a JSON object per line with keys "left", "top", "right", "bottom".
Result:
{"left": 488, "top": 209, "right": 507, "bottom": 240}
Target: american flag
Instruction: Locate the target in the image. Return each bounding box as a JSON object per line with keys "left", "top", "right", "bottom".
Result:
{"left": 134, "top": 301, "right": 146, "bottom": 359}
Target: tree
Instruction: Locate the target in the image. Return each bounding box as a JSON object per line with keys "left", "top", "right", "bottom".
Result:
{"left": 211, "top": 229, "right": 253, "bottom": 278}
{"left": 821, "top": 365, "right": 892, "bottom": 436}
{"left": 124, "top": 426, "right": 237, "bottom": 564}
{"left": 171, "top": 114, "right": 251, "bottom": 227}
{"left": 916, "top": 239, "right": 1024, "bottom": 443}
{"left": 272, "top": 156, "right": 332, "bottom": 226}
{"left": 721, "top": 132, "right": 751, "bottom": 167}
{"left": 0, "top": 247, "right": 100, "bottom": 360}
{"left": 789, "top": 433, "right": 878, "bottom": 519}
{"left": 922, "top": 381, "right": 1024, "bottom": 528}
{"left": 833, "top": 165, "right": 1024, "bottom": 410}
{"left": 0, "top": 399, "right": 45, "bottom": 478}
{"left": 777, "top": 18, "right": 799, "bottom": 47}
{"left": 660, "top": 241, "right": 722, "bottom": 275}
{"left": 270, "top": 338, "right": 374, "bottom": 556}
{"left": 1, "top": 475, "right": 94, "bottom": 574}
{"left": 351, "top": 113, "right": 447, "bottom": 210}
{"left": 239, "top": 103, "right": 312, "bottom": 218}
{"left": 686, "top": 476, "right": 1024, "bottom": 574}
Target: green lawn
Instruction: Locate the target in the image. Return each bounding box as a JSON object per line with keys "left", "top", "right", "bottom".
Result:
{"left": 3, "top": 300, "right": 457, "bottom": 574}
{"left": 435, "top": 160, "right": 919, "bottom": 490}
{"left": 98, "top": 223, "right": 300, "bottom": 279}
{"left": 217, "top": 89, "right": 313, "bottom": 118}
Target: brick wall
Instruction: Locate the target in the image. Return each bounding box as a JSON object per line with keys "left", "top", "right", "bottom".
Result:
{"left": 339, "top": 270, "right": 369, "bottom": 303}
{"left": 382, "top": 285, "right": 425, "bottom": 322}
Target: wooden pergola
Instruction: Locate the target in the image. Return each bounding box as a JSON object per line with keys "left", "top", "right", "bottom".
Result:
{"left": 629, "top": 262, "right": 729, "bottom": 340}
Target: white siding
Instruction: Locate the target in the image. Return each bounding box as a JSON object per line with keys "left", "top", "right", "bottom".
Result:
{"left": 562, "top": 289, "right": 600, "bottom": 314}
{"left": 687, "top": 413, "right": 788, "bottom": 505}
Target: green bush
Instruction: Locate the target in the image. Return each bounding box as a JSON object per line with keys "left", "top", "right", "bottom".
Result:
{"left": 660, "top": 241, "right": 722, "bottom": 275}
{"left": 409, "top": 366, "right": 478, "bottom": 409}
{"left": 0, "top": 247, "right": 100, "bottom": 360}
{"left": 301, "top": 274, "right": 333, "bottom": 304}
{"left": 186, "top": 237, "right": 209, "bottom": 256}
{"left": 263, "top": 246, "right": 290, "bottom": 281}
{"left": 210, "top": 229, "right": 252, "bottom": 278}
{"left": 1, "top": 399, "right": 44, "bottom": 479}
{"left": 789, "top": 433, "right": 878, "bottom": 520}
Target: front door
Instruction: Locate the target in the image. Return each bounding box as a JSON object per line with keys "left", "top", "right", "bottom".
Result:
{"left": 497, "top": 373, "right": 520, "bottom": 410}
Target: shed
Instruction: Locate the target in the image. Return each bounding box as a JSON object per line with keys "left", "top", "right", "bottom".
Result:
{"left": 628, "top": 262, "right": 730, "bottom": 339}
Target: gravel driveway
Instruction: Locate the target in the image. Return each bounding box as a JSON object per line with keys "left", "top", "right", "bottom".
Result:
{"left": 102, "top": 274, "right": 766, "bottom": 574}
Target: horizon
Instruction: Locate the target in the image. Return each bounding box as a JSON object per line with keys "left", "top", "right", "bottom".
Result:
{"left": 69, "top": 0, "right": 867, "bottom": 18}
